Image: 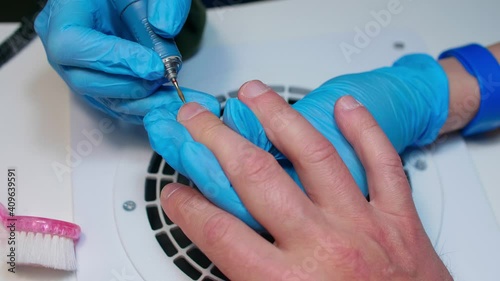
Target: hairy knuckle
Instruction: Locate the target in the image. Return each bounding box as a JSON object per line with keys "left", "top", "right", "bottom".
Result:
{"left": 202, "top": 213, "right": 236, "bottom": 246}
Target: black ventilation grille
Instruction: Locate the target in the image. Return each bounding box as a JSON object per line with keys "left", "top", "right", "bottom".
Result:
{"left": 145, "top": 158, "right": 232, "bottom": 281}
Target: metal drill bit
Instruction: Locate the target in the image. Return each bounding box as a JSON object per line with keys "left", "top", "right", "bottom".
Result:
{"left": 171, "top": 78, "right": 186, "bottom": 103}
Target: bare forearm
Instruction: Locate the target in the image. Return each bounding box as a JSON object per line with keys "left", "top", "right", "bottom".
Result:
{"left": 439, "top": 43, "right": 500, "bottom": 134}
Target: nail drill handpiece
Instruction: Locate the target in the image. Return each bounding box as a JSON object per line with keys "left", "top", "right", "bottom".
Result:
{"left": 111, "top": 0, "right": 186, "bottom": 103}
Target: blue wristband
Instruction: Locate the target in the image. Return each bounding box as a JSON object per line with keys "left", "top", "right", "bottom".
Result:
{"left": 439, "top": 44, "right": 500, "bottom": 136}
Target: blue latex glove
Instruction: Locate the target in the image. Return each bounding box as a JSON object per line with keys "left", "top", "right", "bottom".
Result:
{"left": 144, "top": 54, "right": 449, "bottom": 231}
{"left": 90, "top": 85, "right": 221, "bottom": 123}
{"left": 35, "top": 0, "right": 196, "bottom": 123}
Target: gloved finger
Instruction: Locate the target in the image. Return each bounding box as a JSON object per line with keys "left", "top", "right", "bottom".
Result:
{"left": 223, "top": 100, "right": 307, "bottom": 224}
{"left": 143, "top": 106, "right": 194, "bottom": 176}
{"left": 45, "top": 0, "right": 164, "bottom": 80}
{"left": 83, "top": 96, "right": 145, "bottom": 124}
{"left": 111, "top": 86, "right": 221, "bottom": 117}
{"left": 223, "top": 98, "right": 286, "bottom": 160}
{"left": 225, "top": 90, "right": 366, "bottom": 199}
{"left": 111, "top": 113, "right": 144, "bottom": 124}
{"left": 144, "top": 103, "right": 274, "bottom": 231}
{"left": 144, "top": 107, "right": 262, "bottom": 230}
{"left": 179, "top": 141, "right": 263, "bottom": 231}
{"left": 223, "top": 98, "right": 271, "bottom": 150}
{"left": 63, "top": 66, "right": 164, "bottom": 99}
{"left": 148, "top": 0, "right": 191, "bottom": 38}
{"left": 289, "top": 88, "right": 369, "bottom": 196}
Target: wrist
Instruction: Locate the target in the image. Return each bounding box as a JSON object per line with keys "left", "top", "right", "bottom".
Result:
{"left": 438, "top": 57, "right": 480, "bottom": 134}
{"left": 439, "top": 43, "right": 500, "bottom": 135}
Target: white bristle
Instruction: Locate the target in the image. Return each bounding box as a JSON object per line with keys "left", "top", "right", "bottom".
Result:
{"left": 17, "top": 231, "right": 77, "bottom": 271}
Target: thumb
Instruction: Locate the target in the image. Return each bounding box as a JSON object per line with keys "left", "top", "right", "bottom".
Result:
{"left": 148, "top": 0, "right": 191, "bottom": 38}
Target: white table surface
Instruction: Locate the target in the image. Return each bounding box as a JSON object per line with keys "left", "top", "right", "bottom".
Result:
{"left": 0, "top": 0, "right": 499, "bottom": 280}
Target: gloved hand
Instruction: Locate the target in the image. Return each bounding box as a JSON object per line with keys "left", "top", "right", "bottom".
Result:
{"left": 94, "top": 85, "right": 221, "bottom": 123}
{"left": 35, "top": 0, "right": 201, "bottom": 123}
{"left": 144, "top": 54, "right": 449, "bottom": 231}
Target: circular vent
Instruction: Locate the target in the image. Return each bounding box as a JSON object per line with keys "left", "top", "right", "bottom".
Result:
{"left": 144, "top": 86, "right": 310, "bottom": 280}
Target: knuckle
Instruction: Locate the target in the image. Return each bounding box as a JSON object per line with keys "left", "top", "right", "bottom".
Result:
{"left": 34, "top": 12, "right": 47, "bottom": 35}
{"left": 375, "top": 152, "right": 408, "bottom": 186}
{"left": 46, "top": 33, "right": 74, "bottom": 64}
{"left": 333, "top": 245, "right": 364, "bottom": 270}
{"left": 66, "top": 71, "right": 87, "bottom": 94}
{"left": 268, "top": 105, "right": 300, "bottom": 134}
{"left": 263, "top": 182, "right": 289, "bottom": 212}
{"left": 129, "top": 83, "right": 151, "bottom": 99}
{"left": 300, "top": 139, "right": 336, "bottom": 166}
{"left": 170, "top": 190, "right": 210, "bottom": 223}
{"left": 199, "top": 121, "right": 225, "bottom": 143}
{"left": 375, "top": 152, "right": 403, "bottom": 169}
{"left": 358, "top": 118, "right": 380, "bottom": 141}
{"left": 46, "top": 21, "right": 80, "bottom": 63}
{"left": 179, "top": 192, "right": 209, "bottom": 213}
{"left": 225, "top": 141, "right": 254, "bottom": 176}
{"left": 375, "top": 225, "right": 407, "bottom": 249}
{"left": 373, "top": 225, "right": 421, "bottom": 274}
{"left": 385, "top": 174, "right": 410, "bottom": 193}
{"left": 241, "top": 151, "right": 278, "bottom": 182}
{"left": 319, "top": 235, "right": 366, "bottom": 273}
{"left": 202, "top": 212, "right": 237, "bottom": 246}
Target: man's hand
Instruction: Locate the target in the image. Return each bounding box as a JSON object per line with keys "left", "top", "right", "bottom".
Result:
{"left": 146, "top": 55, "right": 450, "bottom": 230}
{"left": 150, "top": 83, "right": 452, "bottom": 280}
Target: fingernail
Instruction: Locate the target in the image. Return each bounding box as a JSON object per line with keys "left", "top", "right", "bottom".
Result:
{"left": 241, "top": 80, "right": 270, "bottom": 98}
{"left": 178, "top": 102, "right": 208, "bottom": 122}
{"left": 339, "top": 96, "right": 362, "bottom": 111}
{"left": 161, "top": 184, "right": 182, "bottom": 200}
